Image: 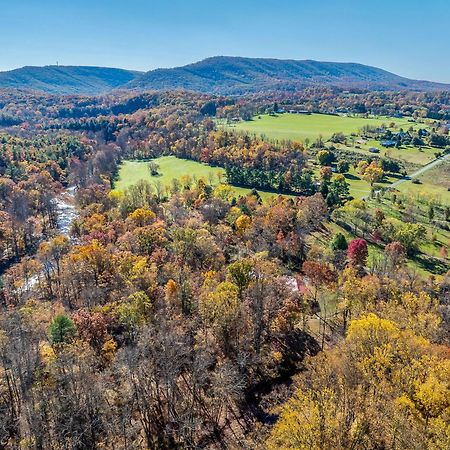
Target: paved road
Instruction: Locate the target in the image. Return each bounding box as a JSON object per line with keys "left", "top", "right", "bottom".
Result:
{"left": 387, "top": 153, "right": 450, "bottom": 190}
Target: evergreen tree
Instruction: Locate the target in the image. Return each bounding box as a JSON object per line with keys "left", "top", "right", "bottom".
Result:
{"left": 49, "top": 315, "right": 77, "bottom": 345}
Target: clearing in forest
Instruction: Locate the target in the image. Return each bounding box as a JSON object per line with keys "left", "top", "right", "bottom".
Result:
{"left": 114, "top": 156, "right": 282, "bottom": 201}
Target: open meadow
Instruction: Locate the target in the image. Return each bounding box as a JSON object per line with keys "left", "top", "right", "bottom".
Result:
{"left": 223, "top": 113, "right": 417, "bottom": 142}
{"left": 308, "top": 165, "right": 401, "bottom": 199}
{"left": 223, "top": 112, "right": 447, "bottom": 201}
{"left": 114, "top": 156, "right": 225, "bottom": 192}
{"left": 114, "top": 156, "right": 284, "bottom": 201}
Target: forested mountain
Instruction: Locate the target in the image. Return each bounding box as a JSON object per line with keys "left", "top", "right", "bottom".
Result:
{"left": 128, "top": 56, "right": 450, "bottom": 94}
{"left": 0, "top": 65, "right": 141, "bottom": 95}
{"left": 1, "top": 57, "right": 449, "bottom": 95}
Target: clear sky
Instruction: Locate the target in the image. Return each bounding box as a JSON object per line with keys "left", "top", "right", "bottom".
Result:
{"left": 1, "top": 0, "right": 449, "bottom": 82}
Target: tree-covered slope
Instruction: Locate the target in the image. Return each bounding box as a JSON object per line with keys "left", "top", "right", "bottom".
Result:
{"left": 128, "top": 56, "right": 450, "bottom": 94}
{"left": 1, "top": 57, "right": 448, "bottom": 95}
{"left": 0, "top": 65, "right": 141, "bottom": 95}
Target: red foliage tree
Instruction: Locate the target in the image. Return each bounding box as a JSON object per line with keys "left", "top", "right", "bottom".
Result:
{"left": 348, "top": 238, "right": 368, "bottom": 267}
{"left": 72, "top": 309, "right": 110, "bottom": 350}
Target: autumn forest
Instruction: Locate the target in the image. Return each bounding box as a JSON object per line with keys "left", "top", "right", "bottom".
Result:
{"left": 0, "top": 84, "right": 449, "bottom": 450}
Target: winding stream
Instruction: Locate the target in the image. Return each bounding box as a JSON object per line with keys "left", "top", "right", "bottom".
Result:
{"left": 54, "top": 186, "right": 78, "bottom": 238}
{"left": 21, "top": 188, "right": 78, "bottom": 292}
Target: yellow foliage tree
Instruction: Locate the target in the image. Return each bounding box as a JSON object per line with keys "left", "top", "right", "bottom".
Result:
{"left": 235, "top": 214, "right": 251, "bottom": 234}
{"left": 362, "top": 161, "right": 384, "bottom": 186}
{"left": 268, "top": 311, "right": 450, "bottom": 450}
{"left": 128, "top": 207, "right": 156, "bottom": 228}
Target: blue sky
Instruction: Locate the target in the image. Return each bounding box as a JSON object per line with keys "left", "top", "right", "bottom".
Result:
{"left": 1, "top": 0, "right": 449, "bottom": 82}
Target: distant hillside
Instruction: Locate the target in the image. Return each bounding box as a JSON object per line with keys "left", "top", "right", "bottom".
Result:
{"left": 128, "top": 56, "right": 450, "bottom": 94}
{"left": 0, "top": 66, "right": 141, "bottom": 95}
{"left": 1, "top": 58, "right": 448, "bottom": 95}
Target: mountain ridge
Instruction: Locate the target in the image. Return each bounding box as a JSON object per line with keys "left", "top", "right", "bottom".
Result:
{"left": 127, "top": 56, "right": 450, "bottom": 94}
{"left": 0, "top": 65, "right": 142, "bottom": 95}
{"left": 0, "top": 57, "right": 448, "bottom": 95}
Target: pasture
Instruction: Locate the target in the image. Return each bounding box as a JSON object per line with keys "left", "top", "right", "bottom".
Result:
{"left": 224, "top": 113, "right": 416, "bottom": 143}
{"left": 343, "top": 170, "right": 400, "bottom": 199}
{"left": 224, "top": 113, "right": 436, "bottom": 170}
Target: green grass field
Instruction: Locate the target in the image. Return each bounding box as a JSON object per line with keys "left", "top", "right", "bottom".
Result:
{"left": 336, "top": 140, "right": 437, "bottom": 167}
{"left": 397, "top": 160, "right": 450, "bottom": 204}
{"left": 114, "top": 156, "right": 285, "bottom": 201}
{"left": 344, "top": 170, "right": 400, "bottom": 199}
{"left": 114, "top": 157, "right": 225, "bottom": 191}
{"left": 224, "top": 113, "right": 417, "bottom": 143}
{"left": 310, "top": 165, "right": 400, "bottom": 199}
{"left": 224, "top": 113, "right": 436, "bottom": 169}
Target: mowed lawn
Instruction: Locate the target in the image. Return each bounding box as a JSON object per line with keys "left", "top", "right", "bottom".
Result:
{"left": 114, "top": 156, "right": 225, "bottom": 191}
{"left": 114, "top": 156, "right": 287, "bottom": 202}
{"left": 224, "top": 113, "right": 416, "bottom": 142}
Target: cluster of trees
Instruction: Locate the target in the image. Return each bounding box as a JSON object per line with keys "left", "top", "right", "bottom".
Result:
{"left": 0, "top": 175, "right": 333, "bottom": 448}
{"left": 268, "top": 298, "right": 450, "bottom": 449}
{"left": 1, "top": 161, "right": 446, "bottom": 448}
{"left": 225, "top": 166, "right": 317, "bottom": 195}
{"left": 0, "top": 134, "right": 94, "bottom": 268}
{"left": 202, "top": 131, "right": 307, "bottom": 172}
{"left": 216, "top": 88, "right": 450, "bottom": 121}
{"left": 378, "top": 127, "right": 450, "bottom": 150}
{"left": 264, "top": 228, "right": 450, "bottom": 448}
{"left": 318, "top": 168, "right": 351, "bottom": 206}
{"left": 0, "top": 90, "right": 223, "bottom": 125}
{"left": 333, "top": 198, "right": 429, "bottom": 254}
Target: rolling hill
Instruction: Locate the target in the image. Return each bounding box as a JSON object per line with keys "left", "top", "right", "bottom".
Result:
{"left": 128, "top": 56, "right": 450, "bottom": 94}
{"left": 0, "top": 66, "right": 142, "bottom": 95}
